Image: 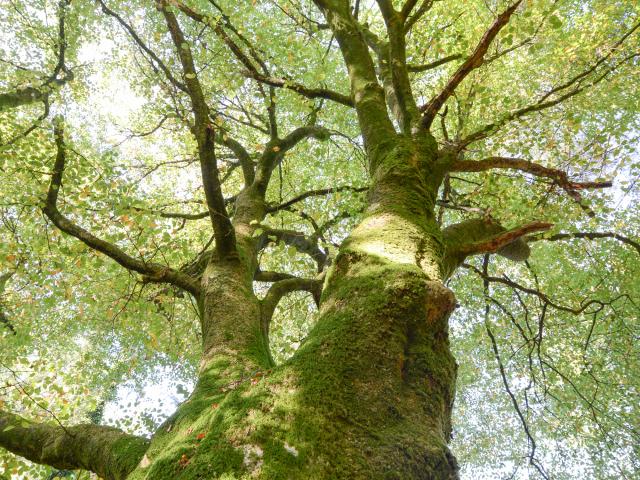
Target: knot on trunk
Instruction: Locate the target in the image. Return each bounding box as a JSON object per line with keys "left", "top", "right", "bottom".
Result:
{"left": 423, "top": 281, "right": 456, "bottom": 329}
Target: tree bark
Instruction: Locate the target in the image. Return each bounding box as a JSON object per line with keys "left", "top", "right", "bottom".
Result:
{"left": 123, "top": 137, "right": 460, "bottom": 480}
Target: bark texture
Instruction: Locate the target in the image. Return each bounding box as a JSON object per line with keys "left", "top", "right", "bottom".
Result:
{"left": 122, "top": 133, "right": 461, "bottom": 479}
{"left": 0, "top": 410, "right": 148, "bottom": 480}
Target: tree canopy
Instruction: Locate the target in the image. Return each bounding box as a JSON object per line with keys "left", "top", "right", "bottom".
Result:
{"left": 0, "top": 0, "right": 639, "bottom": 478}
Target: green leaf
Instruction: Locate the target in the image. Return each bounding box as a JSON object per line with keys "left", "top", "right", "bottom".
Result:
{"left": 549, "top": 15, "right": 562, "bottom": 28}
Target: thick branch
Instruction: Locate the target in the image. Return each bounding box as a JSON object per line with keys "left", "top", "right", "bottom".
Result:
{"left": 0, "top": 87, "right": 48, "bottom": 112}
{"left": 458, "top": 221, "right": 553, "bottom": 256}
{"left": 442, "top": 218, "right": 551, "bottom": 279}
{"left": 43, "top": 120, "right": 201, "bottom": 296}
{"left": 0, "top": 272, "right": 16, "bottom": 335}
{"left": 258, "top": 225, "right": 328, "bottom": 271}
{"left": 0, "top": 0, "right": 73, "bottom": 112}
{"left": 260, "top": 277, "right": 322, "bottom": 338}
{"left": 215, "top": 131, "right": 255, "bottom": 185}
{"left": 160, "top": 1, "right": 237, "bottom": 258}
{"left": 313, "top": 0, "right": 395, "bottom": 155}
{"left": 420, "top": 1, "right": 522, "bottom": 129}
{"left": 0, "top": 410, "right": 148, "bottom": 480}
{"left": 254, "top": 125, "right": 331, "bottom": 193}
{"left": 254, "top": 270, "right": 298, "bottom": 282}
{"left": 375, "top": 0, "right": 419, "bottom": 130}
{"left": 0, "top": 311, "right": 15, "bottom": 335}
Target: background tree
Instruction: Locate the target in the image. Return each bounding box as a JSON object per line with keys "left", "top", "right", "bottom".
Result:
{"left": 0, "top": 0, "right": 638, "bottom": 478}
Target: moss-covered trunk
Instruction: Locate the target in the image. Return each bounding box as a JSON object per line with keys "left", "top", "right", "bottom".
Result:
{"left": 126, "top": 139, "right": 459, "bottom": 479}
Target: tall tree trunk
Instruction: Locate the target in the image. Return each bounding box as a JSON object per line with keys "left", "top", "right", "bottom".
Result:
{"left": 126, "top": 138, "right": 459, "bottom": 479}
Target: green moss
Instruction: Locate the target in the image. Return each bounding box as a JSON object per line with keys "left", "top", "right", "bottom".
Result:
{"left": 125, "top": 137, "right": 458, "bottom": 479}
{"left": 109, "top": 436, "right": 150, "bottom": 479}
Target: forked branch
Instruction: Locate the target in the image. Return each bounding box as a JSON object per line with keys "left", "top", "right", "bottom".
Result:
{"left": 460, "top": 21, "right": 640, "bottom": 146}
{"left": 43, "top": 119, "right": 201, "bottom": 296}
{"left": 420, "top": 1, "right": 523, "bottom": 129}
{"left": 527, "top": 231, "right": 640, "bottom": 255}
{"left": 160, "top": 0, "right": 237, "bottom": 258}
{"left": 451, "top": 156, "right": 612, "bottom": 201}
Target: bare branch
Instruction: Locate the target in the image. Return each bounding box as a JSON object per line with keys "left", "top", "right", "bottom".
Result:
{"left": 408, "top": 54, "right": 462, "bottom": 73}
{"left": 0, "top": 409, "right": 149, "bottom": 480}
{"left": 458, "top": 221, "right": 553, "bottom": 256}
{"left": 527, "top": 231, "right": 640, "bottom": 255}
{"left": 420, "top": 1, "right": 523, "bottom": 129}
{"left": 268, "top": 185, "right": 368, "bottom": 212}
{"left": 464, "top": 263, "right": 616, "bottom": 315}
{"left": 451, "top": 156, "right": 612, "bottom": 213}
{"left": 482, "top": 263, "right": 550, "bottom": 479}
{"left": 42, "top": 119, "right": 201, "bottom": 296}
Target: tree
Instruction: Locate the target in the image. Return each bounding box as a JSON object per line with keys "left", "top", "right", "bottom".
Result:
{"left": 0, "top": 0, "right": 638, "bottom": 478}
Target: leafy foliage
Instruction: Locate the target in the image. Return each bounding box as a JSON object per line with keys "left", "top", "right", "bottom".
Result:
{"left": 1, "top": 0, "right": 639, "bottom": 478}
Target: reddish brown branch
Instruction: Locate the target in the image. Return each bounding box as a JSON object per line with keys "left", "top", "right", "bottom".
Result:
{"left": 459, "top": 221, "right": 553, "bottom": 256}
{"left": 42, "top": 120, "right": 201, "bottom": 296}
{"left": 451, "top": 156, "right": 612, "bottom": 211}
{"left": 420, "top": 1, "right": 523, "bottom": 129}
